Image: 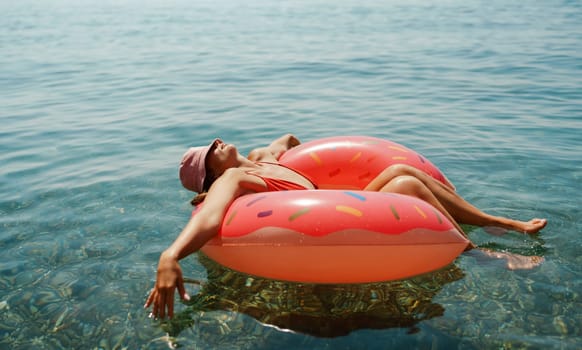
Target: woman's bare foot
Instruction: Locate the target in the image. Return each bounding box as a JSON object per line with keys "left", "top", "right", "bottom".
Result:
{"left": 474, "top": 249, "right": 545, "bottom": 270}
{"left": 496, "top": 217, "right": 547, "bottom": 234}
{"left": 482, "top": 218, "right": 547, "bottom": 237}
{"left": 514, "top": 218, "right": 547, "bottom": 234}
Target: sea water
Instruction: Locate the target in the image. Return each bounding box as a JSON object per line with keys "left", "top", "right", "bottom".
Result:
{"left": 1, "top": 0, "right": 580, "bottom": 348}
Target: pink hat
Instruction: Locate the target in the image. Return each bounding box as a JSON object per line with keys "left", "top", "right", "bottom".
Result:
{"left": 179, "top": 139, "right": 220, "bottom": 192}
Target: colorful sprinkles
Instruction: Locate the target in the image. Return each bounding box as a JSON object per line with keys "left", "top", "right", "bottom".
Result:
{"left": 225, "top": 210, "right": 238, "bottom": 226}
{"left": 431, "top": 208, "right": 443, "bottom": 224}
{"left": 414, "top": 205, "right": 427, "bottom": 219}
{"left": 388, "top": 145, "right": 409, "bottom": 153}
{"left": 358, "top": 171, "right": 371, "bottom": 180}
{"left": 246, "top": 195, "right": 267, "bottom": 207}
{"left": 390, "top": 204, "right": 400, "bottom": 220}
{"left": 336, "top": 205, "right": 362, "bottom": 217}
{"left": 288, "top": 207, "right": 310, "bottom": 221}
{"left": 257, "top": 210, "right": 273, "bottom": 218}
{"left": 350, "top": 152, "right": 362, "bottom": 162}
{"left": 344, "top": 191, "right": 367, "bottom": 201}
{"left": 329, "top": 168, "right": 341, "bottom": 177}
{"left": 309, "top": 152, "right": 322, "bottom": 165}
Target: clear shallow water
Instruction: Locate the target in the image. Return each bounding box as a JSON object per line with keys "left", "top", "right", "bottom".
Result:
{"left": 1, "top": 0, "right": 580, "bottom": 348}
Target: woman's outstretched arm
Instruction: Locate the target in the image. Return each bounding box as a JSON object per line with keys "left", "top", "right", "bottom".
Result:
{"left": 145, "top": 169, "right": 260, "bottom": 319}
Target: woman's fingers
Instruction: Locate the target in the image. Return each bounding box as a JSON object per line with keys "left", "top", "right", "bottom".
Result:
{"left": 167, "top": 291, "right": 175, "bottom": 319}
{"left": 159, "top": 288, "right": 173, "bottom": 319}
{"left": 177, "top": 278, "right": 190, "bottom": 301}
{"left": 145, "top": 257, "right": 186, "bottom": 319}
{"left": 144, "top": 287, "right": 178, "bottom": 319}
{"left": 153, "top": 292, "right": 161, "bottom": 318}
{"left": 144, "top": 290, "right": 154, "bottom": 308}
{"left": 159, "top": 293, "right": 166, "bottom": 319}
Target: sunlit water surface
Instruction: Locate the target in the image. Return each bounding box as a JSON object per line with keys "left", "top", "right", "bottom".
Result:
{"left": 1, "top": 0, "right": 580, "bottom": 348}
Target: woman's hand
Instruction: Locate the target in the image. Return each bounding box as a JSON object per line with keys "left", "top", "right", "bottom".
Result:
{"left": 144, "top": 167, "right": 252, "bottom": 319}
{"left": 247, "top": 134, "right": 302, "bottom": 161}
{"left": 144, "top": 251, "right": 190, "bottom": 319}
{"left": 284, "top": 134, "right": 301, "bottom": 149}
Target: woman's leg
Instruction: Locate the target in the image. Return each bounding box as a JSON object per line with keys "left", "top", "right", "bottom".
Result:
{"left": 377, "top": 173, "right": 546, "bottom": 269}
{"left": 377, "top": 175, "right": 476, "bottom": 249}
{"left": 366, "top": 165, "right": 547, "bottom": 234}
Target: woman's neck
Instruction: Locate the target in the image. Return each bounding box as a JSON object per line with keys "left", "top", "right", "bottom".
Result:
{"left": 217, "top": 154, "right": 259, "bottom": 175}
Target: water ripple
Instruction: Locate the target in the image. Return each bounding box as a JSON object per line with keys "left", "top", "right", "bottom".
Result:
{"left": 1, "top": 0, "right": 581, "bottom": 348}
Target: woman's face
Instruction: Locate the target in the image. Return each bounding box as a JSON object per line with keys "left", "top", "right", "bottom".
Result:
{"left": 206, "top": 139, "right": 237, "bottom": 176}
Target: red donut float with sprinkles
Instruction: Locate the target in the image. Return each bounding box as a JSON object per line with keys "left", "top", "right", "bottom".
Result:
{"left": 279, "top": 135, "right": 451, "bottom": 190}
{"left": 198, "top": 136, "right": 469, "bottom": 283}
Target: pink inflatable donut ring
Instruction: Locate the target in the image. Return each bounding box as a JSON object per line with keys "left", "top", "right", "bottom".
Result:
{"left": 279, "top": 135, "right": 452, "bottom": 190}
{"left": 198, "top": 137, "right": 469, "bottom": 284}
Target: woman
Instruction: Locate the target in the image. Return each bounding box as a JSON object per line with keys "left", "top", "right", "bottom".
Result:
{"left": 145, "top": 134, "right": 547, "bottom": 319}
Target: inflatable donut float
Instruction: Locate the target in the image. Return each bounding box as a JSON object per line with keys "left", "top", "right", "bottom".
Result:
{"left": 279, "top": 135, "right": 451, "bottom": 190}
{"left": 198, "top": 136, "right": 469, "bottom": 283}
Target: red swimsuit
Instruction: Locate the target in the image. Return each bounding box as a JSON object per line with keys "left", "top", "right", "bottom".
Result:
{"left": 247, "top": 162, "right": 318, "bottom": 191}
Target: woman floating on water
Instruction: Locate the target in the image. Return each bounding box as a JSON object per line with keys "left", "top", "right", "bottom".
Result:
{"left": 145, "top": 134, "right": 547, "bottom": 319}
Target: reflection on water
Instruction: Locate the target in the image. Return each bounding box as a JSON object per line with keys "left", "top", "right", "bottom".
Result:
{"left": 167, "top": 254, "right": 465, "bottom": 338}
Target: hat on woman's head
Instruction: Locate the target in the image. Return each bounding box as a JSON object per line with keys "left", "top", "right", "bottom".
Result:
{"left": 179, "top": 139, "right": 219, "bottom": 192}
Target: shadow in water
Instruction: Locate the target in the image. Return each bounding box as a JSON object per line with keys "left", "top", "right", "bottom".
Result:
{"left": 167, "top": 254, "right": 465, "bottom": 338}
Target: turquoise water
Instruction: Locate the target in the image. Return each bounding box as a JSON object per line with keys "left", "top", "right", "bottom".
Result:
{"left": 1, "top": 0, "right": 581, "bottom": 348}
